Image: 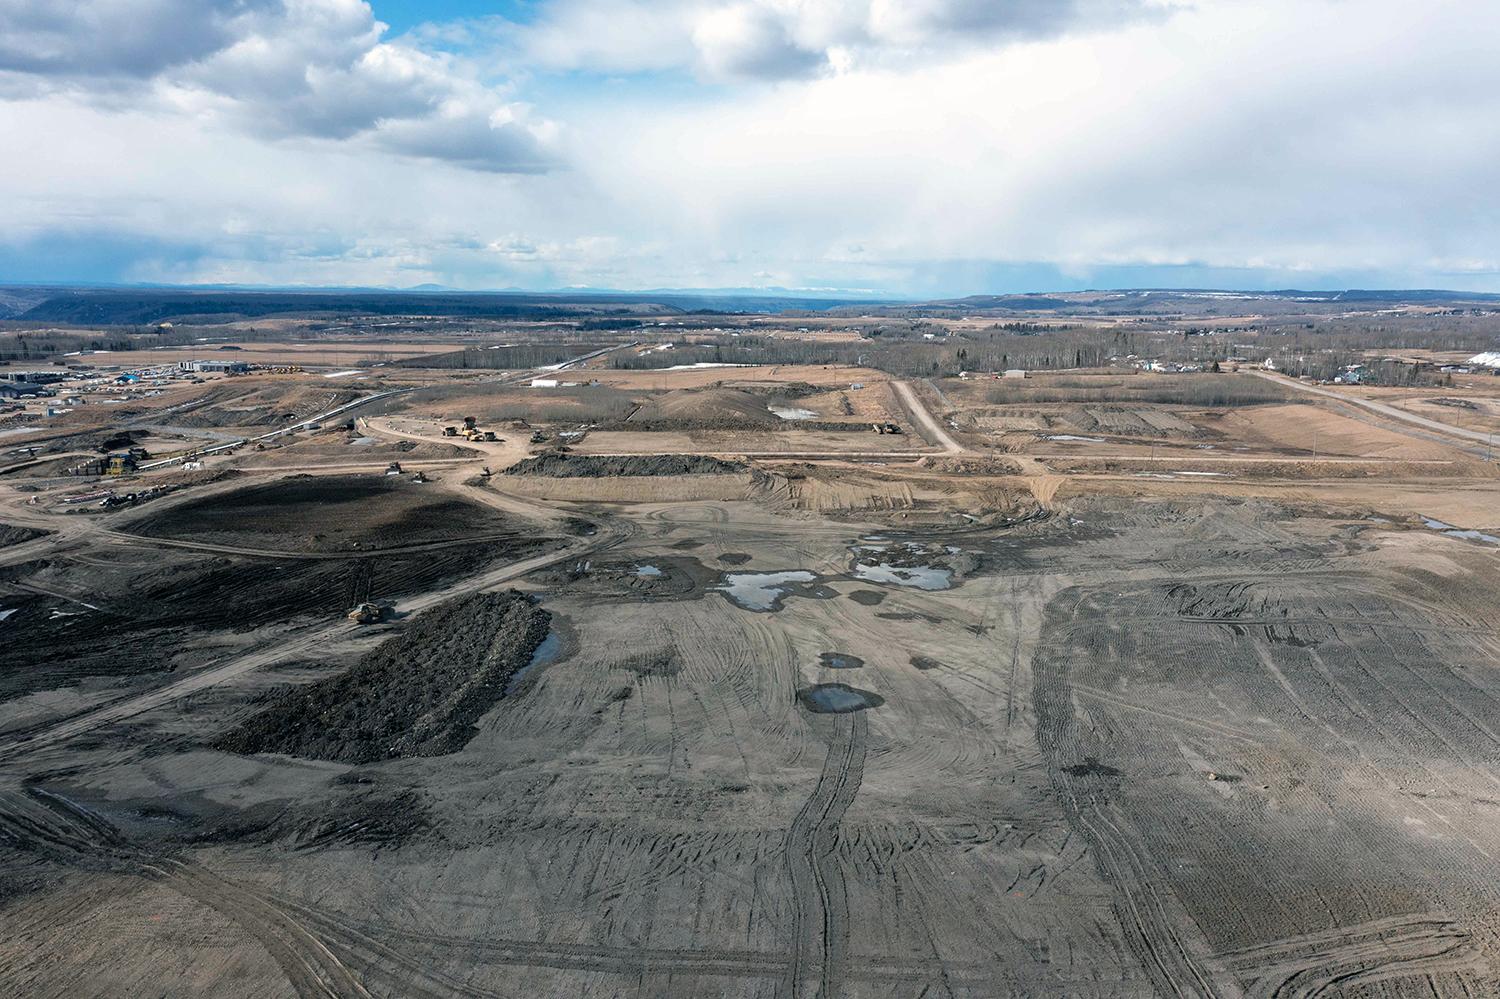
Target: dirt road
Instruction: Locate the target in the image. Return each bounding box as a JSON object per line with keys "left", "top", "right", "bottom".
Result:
{"left": 892, "top": 379, "right": 964, "bottom": 453}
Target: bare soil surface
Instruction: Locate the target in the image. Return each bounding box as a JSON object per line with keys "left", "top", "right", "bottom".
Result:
{"left": 130, "top": 474, "right": 523, "bottom": 553}
{"left": 6, "top": 361, "right": 1500, "bottom": 998}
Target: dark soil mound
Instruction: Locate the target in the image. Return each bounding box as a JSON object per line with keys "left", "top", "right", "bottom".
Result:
{"left": 0, "top": 524, "right": 48, "bottom": 547}
{"left": 506, "top": 453, "right": 746, "bottom": 477}
{"left": 133, "top": 474, "right": 519, "bottom": 553}
{"left": 217, "top": 591, "right": 549, "bottom": 763}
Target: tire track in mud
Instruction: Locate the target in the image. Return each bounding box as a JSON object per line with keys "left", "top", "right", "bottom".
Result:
{"left": 0, "top": 789, "right": 371, "bottom": 998}
{"left": 1220, "top": 913, "right": 1486, "bottom": 999}
{"left": 780, "top": 711, "right": 867, "bottom": 999}
{"left": 1033, "top": 588, "right": 1232, "bottom": 999}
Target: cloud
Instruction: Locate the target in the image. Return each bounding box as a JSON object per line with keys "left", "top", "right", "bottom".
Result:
{"left": 0, "top": 0, "right": 275, "bottom": 81}
{"left": 0, "top": 0, "right": 556, "bottom": 172}
{"left": 2, "top": 0, "right": 1498, "bottom": 296}
{"left": 494, "top": 0, "right": 1166, "bottom": 80}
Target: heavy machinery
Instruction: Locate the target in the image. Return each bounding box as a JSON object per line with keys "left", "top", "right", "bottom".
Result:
{"left": 386, "top": 461, "right": 402, "bottom": 475}
{"left": 481, "top": 430, "right": 499, "bottom": 442}
{"left": 347, "top": 602, "right": 383, "bottom": 624}
{"left": 442, "top": 426, "right": 458, "bottom": 437}
{"left": 463, "top": 416, "right": 478, "bottom": 430}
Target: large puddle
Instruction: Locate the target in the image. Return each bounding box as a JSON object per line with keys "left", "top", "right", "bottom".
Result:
{"left": 818, "top": 652, "right": 865, "bottom": 669}
{"left": 797, "top": 683, "right": 885, "bottom": 713}
{"left": 769, "top": 405, "right": 817, "bottom": 421}
{"left": 715, "top": 571, "right": 817, "bottom": 611}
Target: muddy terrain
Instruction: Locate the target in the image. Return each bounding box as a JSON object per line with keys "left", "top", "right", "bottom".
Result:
{"left": 3, "top": 353, "right": 1500, "bottom": 998}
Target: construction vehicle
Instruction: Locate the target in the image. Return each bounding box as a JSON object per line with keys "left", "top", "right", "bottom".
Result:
{"left": 481, "top": 430, "right": 498, "bottom": 442}
{"left": 442, "top": 426, "right": 458, "bottom": 437}
{"left": 348, "top": 602, "right": 383, "bottom": 624}
{"left": 104, "top": 452, "right": 138, "bottom": 476}
{"left": 463, "top": 427, "right": 483, "bottom": 441}
{"left": 386, "top": 461, "right": 402, "bottom": 475}
{"left": 871, "top": 422, "right": 903, "bottom": 435}
{"left": 412, "top": 471, "right": 428, "bottom": 483}
{"left": 463, "top": 416, "right": 477, "bottom": 430}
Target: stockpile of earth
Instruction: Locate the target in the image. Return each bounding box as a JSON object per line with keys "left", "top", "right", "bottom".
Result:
{"left": 506, "top": 453, "right": 746, "bottom": 477}
{"left": 217, "top": 591, "right": 550, "bottom": 763}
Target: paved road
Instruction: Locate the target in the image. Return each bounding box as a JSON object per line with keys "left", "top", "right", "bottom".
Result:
{"left": 1251, "top": 371, "right": 1497, "bottom": 451}
{"left": 892, "top": 379, "right": 963, "bottom": 454}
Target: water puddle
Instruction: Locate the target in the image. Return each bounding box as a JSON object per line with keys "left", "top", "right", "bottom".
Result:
{"left": 797, "top": 683, "right": 885, "bottom": 714}
{"left": 1044, "top": 434, "right": 1104, "bottom": 443}
{"left": 818, "top": 652, "right": 865, "bottom": 669}
{"left": 715, "top": 571, "right": 817, "bottom": 611}
{"left": 634, "top": 564, "right": 663, "bottom": 577}
{"left": 0, "top": 608, "right": 14, "bottom": 623}
{"left": 852, "top": 562, "right": 953, "bottom": 590}
{"left": 769, "top": 405, "right": 817, "bottom": 420}
{"left": 507, "top": 629, "right": 563, "bottom": 695}
{"left": 1421, "top": 517, "right": 1500, "bottom": 546}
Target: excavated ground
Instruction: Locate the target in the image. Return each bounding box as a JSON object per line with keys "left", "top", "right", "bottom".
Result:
{"left": 130, "top": 474, "right": 522, "bottom": 553}
{"left": 4, "top": 494, "right": 1500, "bottom": 998}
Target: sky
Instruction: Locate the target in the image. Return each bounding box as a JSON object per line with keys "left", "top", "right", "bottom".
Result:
{"left": 1, "top": 0, "right": 1498, "bottom": 298}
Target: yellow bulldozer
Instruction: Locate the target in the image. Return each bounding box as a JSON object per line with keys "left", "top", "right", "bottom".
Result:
{"left": 347, "top": 602, "right": 384, "bottom": 625}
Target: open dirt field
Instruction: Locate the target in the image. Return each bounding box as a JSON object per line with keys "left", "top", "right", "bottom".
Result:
{"left": 5, "top": 494, "right": 1500, "bottom": 997}
{"left": 5, "top": 353, "right": 1500, "bottom": 998}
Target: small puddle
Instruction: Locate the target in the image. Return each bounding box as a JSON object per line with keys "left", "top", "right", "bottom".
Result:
{"left": 634, "top": 564, "right": 663, "bottom": 577}
{"left": 0, "top": 608, "right": 14, "bottom": 623}
{"left": 507, "top": 630, "right": 563, "bottom": 695}
{"left": 797, "top": 683, "right": 885, "bottom": 714}
{"left": 715, "top": 571, "right": 817, "bottom": 611}
{"left": 769, "top": 405, "right": 817, "bottom": 420}
{"left": 818, "top": 652, "right": 865, "bottom": 669}
{"left": 1044, "top": 434, "right": 1104, "bottom": 443}
{"left": 1421, "top": 517, "right": 1500, "bottom": 546}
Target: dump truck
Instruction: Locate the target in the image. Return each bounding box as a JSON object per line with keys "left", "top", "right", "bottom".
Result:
{"left": 481, "top": 430, "right": 498, "bottom": 442}
{"left": 385, "top": 461, "right": 402, "bottom": 475}
{"left": 442, "top": 426, "right": 458, "bottom": 437}
{"left": 347, "top": 603, "right": 383, "bottom": 624}
{"left": 463, "top": 416, "right": 478, "bottom": 430}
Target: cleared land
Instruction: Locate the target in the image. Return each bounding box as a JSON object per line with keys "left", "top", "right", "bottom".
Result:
{"left": 3, "top": 316, "right": 1500, "bottom": 998}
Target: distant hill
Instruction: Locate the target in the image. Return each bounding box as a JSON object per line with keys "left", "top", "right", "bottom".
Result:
{"left": 7, "top": 286, "right": 884, "bottom": 325}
